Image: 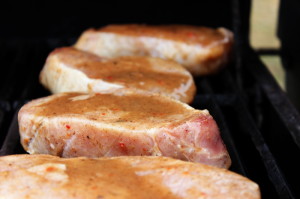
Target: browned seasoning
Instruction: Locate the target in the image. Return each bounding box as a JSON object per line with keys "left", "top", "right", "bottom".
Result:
{"left": 35, "top": 93, "right": 190, "bottom": 124}
{"left": 55, "top": 48, "right": 190, "bottom": 94}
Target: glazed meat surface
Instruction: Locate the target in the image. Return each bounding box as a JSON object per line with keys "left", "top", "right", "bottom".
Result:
{"left": 18, "top": 92, "right": 231, "bottom": 168}
{"left": 0, "top": 155, "right": 260, "bottom": 199}
{"left": 75, "top": 24, "right": 233, "bottom": 76}
{"left": 40, "top": 47, "right": 196, "bottom": 104}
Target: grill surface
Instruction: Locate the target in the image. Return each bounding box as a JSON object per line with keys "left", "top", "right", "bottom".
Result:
{"left": 0, "top": 1, "right": 300, "bottom": 199}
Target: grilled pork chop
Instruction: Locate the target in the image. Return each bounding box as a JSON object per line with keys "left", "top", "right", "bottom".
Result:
{"left": 0, "top": 155, "right": 260, "bottom": 199}
{"left": 18, "top": 92, "right": 231, "bottom": 168}
{"left": 74, "top": 24, "right": 233, "bottom": 76}
{"left": 40, "top": 47, "right": 196, "bottom": 104}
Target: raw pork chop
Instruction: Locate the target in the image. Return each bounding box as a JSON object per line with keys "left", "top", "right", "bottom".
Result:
{"left": 18, "top": 92, "right": 231, "bottom": 168}
{"left": 75, "top": 24, "right": 233, "bottom": 76}
{"left": 0, "top": 155, "right": 260, "bottom": 199}
{"left": 40, "top": 47, "right": 196, "bottom": 104}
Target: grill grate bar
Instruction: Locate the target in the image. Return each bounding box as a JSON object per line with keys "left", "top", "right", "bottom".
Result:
{"left": 245, "top": 48, "right": 300, "bottom": 149}
{"left": 199, "top": 62, "right": 296, "bottom": 198}
{"left": 218, "top": 61, "right": 296, "bottom": 199}
{"left": 235, "top": 97, "right": 296, "bottom": 199}
{"left": 194, "top": 78, "right": 248, "bottom": 175}
{"left": 0, "top": 106, "right": 21, "bottom": 156}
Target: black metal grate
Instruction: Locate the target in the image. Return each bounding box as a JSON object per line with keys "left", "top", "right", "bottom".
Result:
{"left": 0, "top": 1, "right": 300, "bottom": 199}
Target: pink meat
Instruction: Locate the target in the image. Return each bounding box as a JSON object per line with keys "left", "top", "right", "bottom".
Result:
{"left": 18, "top": 92, "right": 231, "bottom": 168}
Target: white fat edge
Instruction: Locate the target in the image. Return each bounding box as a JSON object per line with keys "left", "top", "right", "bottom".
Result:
{"left": 50, "top": 61, "right": 123, "bottom": 94}
{"left": 85, "top": 33, "right": 143, "bottom": 58}
{"left": 46, "top": 61, "right": 89, "bottom": 93}
{"left": 212, "top": 174, "right": 259, "bottom": 196}
{"left": 23, "top": 115, "right": 68, "bottom": 155}
{"left": 27, "top": 163, "right": 69, "bottom": 183}
{"left": 61, "top": 62, "right": 125, "bottom": 93}
{"left": 69, "top": 94, "right": 93, "bottom": 101}
{"left": 138, "top": 37, "right": 210, "bottom": 62}
{"left": 200, "top": 109, "right": 209, "bottom": 115}
{"left": 26, "top": 132, "right": 48, "bottom": 155}
{"left": 138, "top": 28, "right": 232, "bottom": 50}
{"left": 80, "top": 33, "right": 219, "bottom": 76}
{"left": 169, "top": 77, "right": 194, "bottom": 101}
{"left": 163, "top": 176, "right": 202, "bottom": 198}
{"left": 91, "top": 33, "right": 211, "bottom": 65}
{"left": 50, "top": 143, "right": 55, "bottom": 149}
{"left": 204, "top": 28, "right": 233, "bottom": 49}
{"left": 88, "top": 79, "right": 124, "bottom": 93}
{"left": 21, "top": 114, "right": 45, "bottom": 154}
{"left": 61, "top": 132, "right": 79, "bottom": 157}
{"left": 83, "top": 32, "right": 230, "bottom": 65}
{"left": 135, "top": 168, "right": 196, "bottom": 198}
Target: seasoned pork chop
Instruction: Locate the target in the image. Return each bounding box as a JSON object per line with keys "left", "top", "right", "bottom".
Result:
{"left": 40, "top": 47, "right": 196, "bottom": 104}
{"left": 75, "top": 24, "right": 233, "bottom": 76}
{"left": 0, "top": 155, "right": 260, "bottom": 199}
{"left": 18, "top": 92, "right": 231, "bottom": 168}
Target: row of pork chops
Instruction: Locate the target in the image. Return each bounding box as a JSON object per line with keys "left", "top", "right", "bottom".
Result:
{"left": 12, "top": 25, "right": 260, "bottom": 198}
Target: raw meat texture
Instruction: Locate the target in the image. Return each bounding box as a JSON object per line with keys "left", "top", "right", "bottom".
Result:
{"left": 40, "top": 47, "right": 196, "bottom": 104}
{"left": 18, "top": 92, "right": 231, "bottom": 168}
{"left": 0, "top": 154, "right": 260, "bottom": 199}
{"left": 75, "top": 24, "right": 233, "bottom": 76}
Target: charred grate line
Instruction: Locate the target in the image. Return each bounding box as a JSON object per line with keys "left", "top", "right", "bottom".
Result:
{"left": 235, "top": 97, "right": 296, "bottom": 199}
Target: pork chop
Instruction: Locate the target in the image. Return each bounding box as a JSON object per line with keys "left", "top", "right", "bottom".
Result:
{"left": 18, "top": 92, "right": 231, "bottom": 168}
{"left": 74, "top": 24, "right": 233, "bottom": 76}
{"left": 40, "top": 47, "right": 196, "bottom": 104}
{"left": 0, "top": 154, "right": 260, "bottom": 199}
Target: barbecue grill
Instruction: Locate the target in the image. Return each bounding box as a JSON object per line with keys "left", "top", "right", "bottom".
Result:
{"left": 1, "top": 1, "right": 300, "bottom": 199}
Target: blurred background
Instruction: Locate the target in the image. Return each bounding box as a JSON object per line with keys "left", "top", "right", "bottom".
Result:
{"left": 250, "top": 0, "right": 283, "bottom": 89}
